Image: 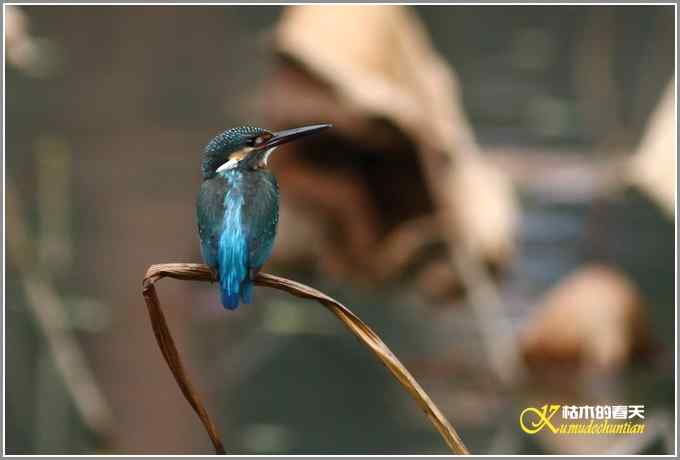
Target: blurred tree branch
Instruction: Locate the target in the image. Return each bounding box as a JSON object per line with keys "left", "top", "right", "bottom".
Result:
{"left": 142, "top": 263, "right": 470, "bottom": 454}
{"left": 6, "top": 179, "right": 114, "bottom": 443}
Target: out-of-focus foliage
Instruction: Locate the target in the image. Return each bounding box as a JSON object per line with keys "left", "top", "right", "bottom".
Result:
{"left": 5, "top": 5, "right": 675, "bottom": 455}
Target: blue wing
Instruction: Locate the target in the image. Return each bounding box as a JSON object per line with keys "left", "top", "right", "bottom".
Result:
{"left": 242, "top": 171, "right": 279, "bottom": 272}
{"left": 197, "top": 176, "right": 226, "bottom": 268}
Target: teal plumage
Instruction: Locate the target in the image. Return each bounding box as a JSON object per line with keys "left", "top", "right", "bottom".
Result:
{"left": 196, "top": 124, "right": 328, "bottom": 309}
{"left": 197, "top": 168, "right": 278, "bottom": 309}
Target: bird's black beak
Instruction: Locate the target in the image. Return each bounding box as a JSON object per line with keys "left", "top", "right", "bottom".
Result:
{"left": 261, "top": 124, "right": 332, "bottom": 149}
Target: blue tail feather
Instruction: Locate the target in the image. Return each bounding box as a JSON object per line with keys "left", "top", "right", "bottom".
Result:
{"left": 240, "top": 280, "right": 253, "bottom": 304}
{"left": 217, "top": 231, "right": 248, "bottom": 309}
{"left": 220, "top": 289, "right": 241, "bottom": 310}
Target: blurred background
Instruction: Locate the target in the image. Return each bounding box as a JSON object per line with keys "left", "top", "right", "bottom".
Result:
{"left": 5, "top": 5, "right": 675, "bottom": 455}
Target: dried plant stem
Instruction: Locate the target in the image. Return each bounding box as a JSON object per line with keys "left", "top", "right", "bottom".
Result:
{"left": 142, "top": 269, "right": 226, "bottom": 455}
{"left": 142, "top": 263, "right": 469, "bottom": 455}
{"left": 451, "top": 243, "right": 526, "bottom": 386}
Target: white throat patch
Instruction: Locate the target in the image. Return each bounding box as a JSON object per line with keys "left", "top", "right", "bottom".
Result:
{"left": 216, "top": 158, "right": 239, "bottom": 173}
{"left": 215, "top": 146, "right": 277, "bottom": 173}
{"left": 260, "top": 147, "right": 277, "bottom": 166}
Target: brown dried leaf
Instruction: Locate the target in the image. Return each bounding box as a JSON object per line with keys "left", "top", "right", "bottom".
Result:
{"left": 627, "top": 77, "right": 676, "bottom": 218}
{"left": 520, "top": 264, "right": 649, "bottom": 374}
{"left": 263, "top": 6, "right": 519, "bottom": 284}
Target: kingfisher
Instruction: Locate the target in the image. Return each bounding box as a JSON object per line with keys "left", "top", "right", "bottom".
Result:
{"left": 197, "top": 124, "right": 331, "bottom": 309}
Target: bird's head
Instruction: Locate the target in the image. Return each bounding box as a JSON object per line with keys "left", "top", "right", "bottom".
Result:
{"left": 201, "top": 124, "right": 331, "bottom": 179}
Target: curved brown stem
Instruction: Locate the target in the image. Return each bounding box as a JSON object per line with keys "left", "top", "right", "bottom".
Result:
{"left": 142, "top": 269, "right": 226, "bottom": 454}
{"left": 142, "top": 263, "right": 469, "bottom": 455}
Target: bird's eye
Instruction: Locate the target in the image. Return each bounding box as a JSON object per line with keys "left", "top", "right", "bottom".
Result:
{"left": 249, "top": 133, "right": 271, "bottom": 147}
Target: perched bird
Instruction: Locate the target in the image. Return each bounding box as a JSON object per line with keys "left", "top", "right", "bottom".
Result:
{"left": 197, "top": 124, "right": 331, "bottom": 309}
